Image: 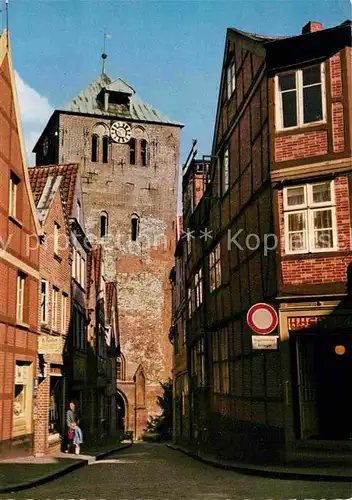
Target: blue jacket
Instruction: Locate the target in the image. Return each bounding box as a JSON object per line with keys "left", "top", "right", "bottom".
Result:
{"left": 73, "top": 426, "right": 83, "bottom": 445}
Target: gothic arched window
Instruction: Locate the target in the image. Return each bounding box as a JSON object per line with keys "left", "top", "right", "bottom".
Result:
{"left": 140, "top": 139, "right": 147, "bottom": 166}
{"left": 91, "top": 134, "right": 98, "bottom": 162}
{"left": 131, "top": 214, "right": 139, "bottom": 241}
{"left": 102, "top": 136, "right": 109, "bottom": 163}
{"left": 129, "top": 138, "right": 136, "bottom": 165}
{"left": 100, "top": 212, "right": 108, "bottom": 238}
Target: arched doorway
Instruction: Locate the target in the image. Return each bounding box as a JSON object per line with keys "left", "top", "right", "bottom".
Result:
{"left": 116, "top": 391, "right": 126, "bottom": 433}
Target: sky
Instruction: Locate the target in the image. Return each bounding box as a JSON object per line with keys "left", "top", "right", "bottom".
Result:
{"left": 1, "top": 0, "right": 350, "bottom": 167}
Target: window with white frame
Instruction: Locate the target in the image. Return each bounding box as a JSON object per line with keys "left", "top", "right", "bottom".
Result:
{"left": 277, "top": 64, "right": 325, "bottom": 129}
{"left": 16, "top": 273, "right": 26, "bottom": 322}
{"left": 72, "top": 248, "right": 76, "bottom": 280}
{"left": 41, "top": 280, "right": 48, "bottom": 324}
{"left": 187, "top": 287, "right": 192, "bottom": 318}
{"left": 209, "top": 243, "right": 221, "bottom": 291}
{"left": 194, "top": 268, "right": 203, "bottom": 308}
{"left": 222, "top": 147, "right": 229, "bottom": 194}
{"left": 76, "top": 200, "right": 81, "bottom": 225}
{"left": 80, "top": 256, "right": 85, "bottom": 289}
{"left": 284, "top": 181, "right": 337, "bottom": 254}
{"left": 226, "top": 59, "right": 236, "bottom": 99}
{"left": 52, "top": 287, "right": 59, "bottom": 331}
{"left": 9, "top": 172, "right": 19, "bottom": 219}
{"left": 61, "top": 293, "right": 68, "bottom": 334}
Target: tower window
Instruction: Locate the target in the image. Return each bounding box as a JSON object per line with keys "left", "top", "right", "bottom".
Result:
{"left": 140, "top": 139, "right": 147, "bottom": 166}
{"left": 131, "top": 214, "right": 139, "bottom": 241}
{"left": 129, "top": 138, "right": 136, "bottom": 165}
{"left": 102, "top": 136, "right": 109, "bottom": 163}
{"left": 100, "top": 212, "right": 108, "bottom": 238}
{"left": 91, "top": 135, "right": 98, "bottom": 162}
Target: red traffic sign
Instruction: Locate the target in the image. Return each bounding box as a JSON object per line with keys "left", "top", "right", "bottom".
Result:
{"left": 247, "top": 303, "right": 278, "bottom": 335}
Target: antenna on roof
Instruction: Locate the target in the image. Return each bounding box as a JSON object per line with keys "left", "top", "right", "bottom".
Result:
{"left": 101, "top": 32, "right": 111, "bottom": 75}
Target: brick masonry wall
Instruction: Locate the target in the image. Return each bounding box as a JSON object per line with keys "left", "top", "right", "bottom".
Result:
{"left": 0, "top": 53, "right": 39, "bottom": 456}
{"left": 34, "top": 188, "right": 71, "bottom": 455}
{"left": 278, "top": 176, "right": 352, "bottom": 285}
{"left": 274, "top": 51, "right": 347, "bottom": 163}
{"left": 275, "top": 131, "right": 328, "bottom": 162}
{"left": 58, "top": 113, "right": 180, "bottom": 433}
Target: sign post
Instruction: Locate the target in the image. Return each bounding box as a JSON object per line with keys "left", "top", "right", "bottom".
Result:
{"left": 247, "top": 303, "right": 279, "bottom": 350}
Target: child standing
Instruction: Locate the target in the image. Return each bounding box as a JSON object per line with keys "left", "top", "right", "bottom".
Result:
{"left": 72, "top": 422, "right": 83, "bottom": 455}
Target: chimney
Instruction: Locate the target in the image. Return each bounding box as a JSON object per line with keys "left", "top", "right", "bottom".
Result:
{"left": 302, "top": 21, "right": 324, "bottom": 34}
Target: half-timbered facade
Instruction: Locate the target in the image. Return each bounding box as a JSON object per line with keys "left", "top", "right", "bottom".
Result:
{"left": 174, "top": 20, "right": 352, "bottom": 462}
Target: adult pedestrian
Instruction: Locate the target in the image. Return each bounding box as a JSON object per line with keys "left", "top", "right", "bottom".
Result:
{"left": 65, "top": 401, "right": 76, "bottom": 453}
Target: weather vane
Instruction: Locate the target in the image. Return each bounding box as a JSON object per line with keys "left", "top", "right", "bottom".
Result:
{"left": 101, "top": 31, "right": 111, "bottom": 75}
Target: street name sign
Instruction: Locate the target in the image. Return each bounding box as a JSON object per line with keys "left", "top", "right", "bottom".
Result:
{"left": 252, "top": 335, "right": 279, "bottom": 350}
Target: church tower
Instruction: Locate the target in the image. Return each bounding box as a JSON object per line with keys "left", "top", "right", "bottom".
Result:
{"left": 34, "top": 64, "right": 182, "bottom": 437}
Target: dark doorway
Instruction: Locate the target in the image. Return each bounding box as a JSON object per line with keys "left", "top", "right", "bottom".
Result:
{"left": 292, "top": 333, "right": 352, "bottom": 440}
{"left": 116, "top": 392, "right": 126, "bottom": 433}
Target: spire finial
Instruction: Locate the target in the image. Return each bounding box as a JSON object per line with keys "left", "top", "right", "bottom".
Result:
{"left": 101, "top": 32, "right": 111, "bottom": 75}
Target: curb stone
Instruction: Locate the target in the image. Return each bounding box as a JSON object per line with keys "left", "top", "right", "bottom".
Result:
{"left": 0, "top": 443, "right": 132, "bottom": 494}
{"left": 166, "top": 444, "right": 352, "bottom": 482}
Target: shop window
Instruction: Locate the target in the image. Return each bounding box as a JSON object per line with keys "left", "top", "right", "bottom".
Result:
{"left": 13, "top": 361, "right": 32, "bottom": 437}
{"left": 49, "top": 377, "right": 61, "bottom": 434}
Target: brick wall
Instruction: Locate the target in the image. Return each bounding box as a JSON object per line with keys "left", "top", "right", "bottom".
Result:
{"left": 274, "top": 51, "right": 347, "bottom": 164}
{"left": 34, "top": 188, "right": 71, "bottom": 455}
{"left": 0, "top": 51, "right": 39, "bottom": 457}
{"left": 58, "top": 113, "right": 180, "bottom": 434}
{"left": 278, "top": 176, "right": 352, "bottom": 285}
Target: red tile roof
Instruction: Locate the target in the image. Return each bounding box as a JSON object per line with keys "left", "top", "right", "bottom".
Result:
{"left": 28, "top": 164, "right": 79, "bottom": 216}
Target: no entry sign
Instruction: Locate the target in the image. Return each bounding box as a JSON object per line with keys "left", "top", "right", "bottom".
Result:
{"left": 247, "top": 303, "right": 278, "bottom": 335}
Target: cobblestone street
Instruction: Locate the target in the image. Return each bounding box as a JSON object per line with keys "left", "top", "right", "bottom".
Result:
{"left": 1, "top": 443, "right": 351, "bottom": 500}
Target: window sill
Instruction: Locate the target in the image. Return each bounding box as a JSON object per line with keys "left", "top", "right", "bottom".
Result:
{"left": 54, "top": 253, "right": 62, "bottom": 263}
{"left": 276, "top": 121, "right": 326, "bottom": 135}
{"left": 282, "top": 249, "right": 346, "bottom": 260}
{"left": 16, "top": 321, "right": 30, "bottom": 330}
{"left": 8, "top": 215, "right": 22, "bottom": 228}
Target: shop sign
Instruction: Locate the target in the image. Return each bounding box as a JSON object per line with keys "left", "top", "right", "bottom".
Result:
{"left": 38, "top": 335, "right": 63, "bottom": 355}
{"left": 252, "top": 335, "right": 279, "bottom": 350}
{"left": 289, "top": 315, "right": 352, "bottom": 331}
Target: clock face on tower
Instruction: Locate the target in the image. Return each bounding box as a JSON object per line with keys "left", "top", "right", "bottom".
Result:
{"left": 110, "top": 121, "right": 132, "bottom": 143}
